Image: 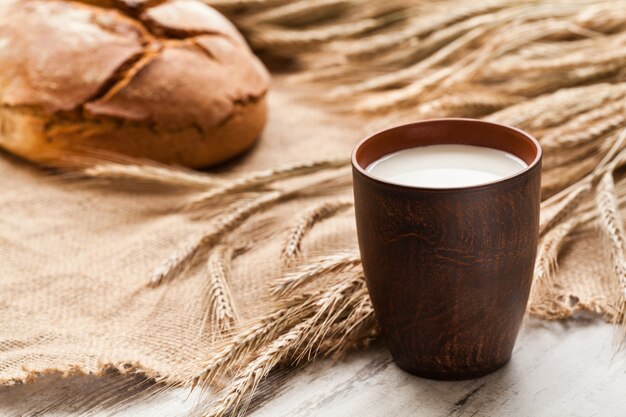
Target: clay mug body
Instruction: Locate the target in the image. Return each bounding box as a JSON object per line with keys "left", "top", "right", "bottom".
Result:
{"left": 351, "top": 118, "right": 542, "bottom": 380}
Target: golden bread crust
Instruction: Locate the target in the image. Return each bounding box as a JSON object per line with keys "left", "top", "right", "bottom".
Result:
{"left": 0, "top": 0, "right": 270, "bottom": 167}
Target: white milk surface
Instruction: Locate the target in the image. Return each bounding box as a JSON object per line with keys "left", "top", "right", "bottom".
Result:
{"left": 366, "top": 144, "right": 527, "bottom": 188}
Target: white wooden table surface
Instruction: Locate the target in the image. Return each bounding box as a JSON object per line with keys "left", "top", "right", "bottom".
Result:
{"left": 2, "top": 317, "right": 624, "bottom": 416}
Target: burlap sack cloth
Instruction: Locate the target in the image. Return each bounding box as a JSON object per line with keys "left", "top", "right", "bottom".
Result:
{"left": 0, "top": 79, "right": 621, "bottom": 390}
{"left": 0, "top": 80, "right": 357, "bottom": 384}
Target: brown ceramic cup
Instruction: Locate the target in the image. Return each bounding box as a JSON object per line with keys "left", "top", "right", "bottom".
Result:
{"left": 352, "top": 118, "right": 541, "bottom": 380}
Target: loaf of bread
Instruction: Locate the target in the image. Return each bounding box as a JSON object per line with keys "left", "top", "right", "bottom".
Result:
{"left": 0, "top": 0, "right": 270, "bottom": 168}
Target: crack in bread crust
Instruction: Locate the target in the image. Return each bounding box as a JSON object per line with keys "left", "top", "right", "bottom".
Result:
{"left": 80, "top": 48, "right": 155, "bottom": 109}
{"left": 83, "top": 44, "right": 164, "bottom": 106}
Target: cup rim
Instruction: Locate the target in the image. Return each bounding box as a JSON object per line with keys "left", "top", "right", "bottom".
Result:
{"left": 351, "top": 118, "right": 542, "bottom": 193}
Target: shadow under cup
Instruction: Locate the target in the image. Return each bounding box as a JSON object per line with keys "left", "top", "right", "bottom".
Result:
{"left": 352, "top": 118, "right": 542, "bottom": 380}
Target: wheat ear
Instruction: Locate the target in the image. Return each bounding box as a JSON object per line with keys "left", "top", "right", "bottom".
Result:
{"left": 539, "top": 181, "right": 591, "bottom": 237}
{"left": 149, "top": 239, "right": 204, "bottom": 287}
{"left": 193, "top": 274, "right": 359, "bottom": 386}
{"left": 202, "top": 275, "right": 366, "bottom": 417}
{"left": 193, "top": 300, "right": 311, "bottom": 389}
{"left": 538, "top": 128, "right": 626, "bottom": 210}
{"left": 595, "top": 170, "right": 626, "bottom": 332}
{"left": 204, "top": 246, "right": 239, "bottom": 333}
{"left": 281, "top": 199, "right": 353, "bottom": 264}
{"left": 487, "top": 47, "right": 626, "bottom": 77}
{"left": 203, "top": 319, "right": 315, "bottom": 417}
{"left": 534, "top": 212, "right": 595, "bottom": 290}
{"left": 543, "top": 110, "right": 626, "bottom": 149}
{"left": 487, "top": 83, "right": 626, "bottom": 130}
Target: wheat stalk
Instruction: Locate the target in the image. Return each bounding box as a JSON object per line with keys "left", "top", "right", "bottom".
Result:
{"left": 487, "top": 45, "right": 626, "bottom": 76}
{"left": 250, "top": 18, "right": 384, "bottom": 49}
{"left": 273, "top": 1, "right": 626, "bottom": 115}
{"left": 386, "top": 2, "right": 588, "bottom": 70}
{"left": 355, "top": 13, "right": 593, "bottom": 112}
{"left": 413, "top": 89, "right": 522, "bottom": 118}
{"left": 281, "top": 199, "right": 353, "bottom": 264}
{"left": 204, "top": 171, "right": 350, "bottom": 245}
{"left": 185, "top": 158, "right": 349, "bottom": 209}
{"left": 499, "top": 35, "right": 601, "bottom": 61}
{"left": 310, "top": 288, "right": 379, "bottom": 359}
{"left": 82, "top": 164, "right": 224, "bottom": 189}
{"left": 357, "top": 64, "right": 461, "bottom": 112}
{"left": 205, "top": 0, "right": 290, "bottom": 11}
{"left": 445, "top": 17, "right": 578, "bottom": 83}
{"left": 482, "top": 53, "right": 625, "bottom": 100}
{"left": 149, "top": 191, "right": 283, "bottom": 287}
{"left": 246, "top": 0, "right": 350, "bottom": 26}
{"left": 332, "top": 24, "right": 489, "bottom": 99}
{"left": 337, "top": 1, "right": 514, "bottom": 59}
{"left": 151, "top": 169, "right": 352, "bottom": 287}
{"left": 543, "top": 136, "right": 610, "bottom": 173}
{"left": 298, "top": 281, "right": 369, "bottom": 361}
{"left": 273, "top": 253, "right": 361, "bottom": 296}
